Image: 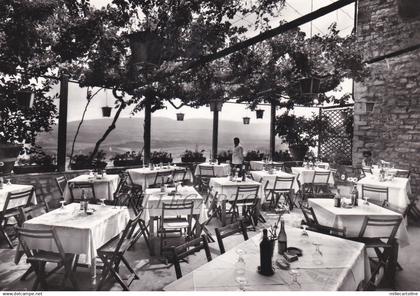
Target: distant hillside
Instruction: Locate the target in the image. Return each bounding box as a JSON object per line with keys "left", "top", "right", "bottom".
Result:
{"left": 37, "top": 117, "right": 287, "bottom": 159}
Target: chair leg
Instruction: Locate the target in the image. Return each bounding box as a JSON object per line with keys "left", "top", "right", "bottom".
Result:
{"left": 96, "top": 255, "right": 111, "bottom": 291}
{"left": 0, "top": 226, "right": 14, "bottom": 249}
{"left": 121, "top": 256, "right": 139, "bottom": 280}
{"left": 20, "top": 266, "right": 34, "bottom": 281}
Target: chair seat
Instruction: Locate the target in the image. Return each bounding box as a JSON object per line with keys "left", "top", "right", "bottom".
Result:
{"left": 163, "top": 221, "right": 190, "bottom": 229}
{"left": 351, "top": 237, "right": 391, "bottom": 248}
{"left": 28, "top": 251, "right": 64, "bottom": 264}
{"left": 98, "top": 236, "right": 131, "bottom": 254}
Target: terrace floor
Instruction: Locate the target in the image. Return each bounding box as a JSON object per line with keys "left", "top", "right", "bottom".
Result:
{"left": 1, "top": 205, "right": 420, "bottom": 291}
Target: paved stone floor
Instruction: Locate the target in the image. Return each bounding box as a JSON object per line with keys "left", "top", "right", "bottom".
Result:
{"left": 1, "top": 205, "right": 419, "bottom": 291}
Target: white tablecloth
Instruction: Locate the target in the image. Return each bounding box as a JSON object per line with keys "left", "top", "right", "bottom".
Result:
{"left": 23, "top": 203, "right": 130, "bottom": 263}
{"left": 357, "top": 175, "right": 411, "bottom": 212}
{"left": 209, "top": 177, "right": 261, "bottom": 202}
{"left": 63, "top": 174, "right": 120, "bottom": 202}
{"left": 142, "top": 186, "right": 206, "bottom": 225}
{"left": 0, "top": 184, "right": 37, "bottom": 211}
{"left": 250, "top": 161, "right": 282, "bottom": 171}
{"left": 291, "top": 167, "right": 335, "bottom": 186}
{"left": 164, "top": 227, "right": 370, "bottom": 291}
{"left": 127, "top": 166, "right": 190, "bottom": 188}
{"left": 194, "top": 163, "right": 230, "bottom": 177}
{"left": 308, "top": 198, "right": 410, "bottom": 247}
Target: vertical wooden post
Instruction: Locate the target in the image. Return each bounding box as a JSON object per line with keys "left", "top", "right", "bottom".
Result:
{"left": 144, "top": 98, "right": 151, "bottom": 164}
{"left": 57, "top": 75, "right": 68, "bottom": 172}
{"left": 212, "top": 108, "right": 219, "bottom": 160}
{"left": 270, "top": 101, "right": 276, "bottom": 159}
{"left": 318, "top": 107, "right": 322, "bottom": 158}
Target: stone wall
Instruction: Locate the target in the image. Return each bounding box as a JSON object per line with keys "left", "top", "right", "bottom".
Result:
{"left": 353, "top": 0, "right": 420, "bottom": 193}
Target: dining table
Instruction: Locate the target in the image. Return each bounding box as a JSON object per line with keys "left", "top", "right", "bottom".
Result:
{"left": 249, "top": 161, "right": 283, "bottom": 171}
{"left": 291, "top": 167, "right": 335, "bottom": 186}
{"left": 63, "top": 173, "right": 120, "bottom": 202}
{"left": 142, "top": 186, "right": 206, "bottom": 255}
{"left": 209, "top": 177, "right": 261, "bottom": 226}
{"left": 127, "top": 165, "right": 190, "bottom": 189}
{"left": 0, "top": 184, "right": 37, "bottom": 211}
{"left": 250, "top": 170, "right": 299, "bottom": 201}
{"left": 164, "top": 226, "right": 370, "bottom": 291}
{"left": 194, "top": 163, "right": 230, "bottom": 177}
{"left": 308, "top": 198, "right": 410, "bottom": 247}
{"left": 356, "top": 175, "right": 411, "bottom": 213}
{"left": 22, "top": 203, "right": 130, "bottom": 282}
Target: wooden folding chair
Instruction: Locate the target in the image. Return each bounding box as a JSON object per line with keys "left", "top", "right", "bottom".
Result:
{"left": 68, "top": 182, "right": 97, "bottom": 203}
{"left": 55, "top": 175, "right": 67, "bottom": 197}
{"left": 299, "top": 202, "right": 346, "bottom": 237}
{"left": 351, "top": 217, "right": 402, "bottom": 290}
{"left": 96, "top": 213, "right": 143, "bottom": 291}
{"left": 228, "top": 185, "right": 260, "bottom": 230}
{"left": 395, "top": 170, "right": 410, "bottom": 178}
{"left": 170, "top": 235, "right": 212, "bottom": 279}
{"left": 16, "top": 227, "right": 79, "bottom": 290}
{"left": 1, "top": 187, "right": 34, "bottom": 248}
{"left": 263, "top": 176, "right": 296, "bottom": 210}
{"left": 215, "top": 220, "right": 248, "bottom": 254}
{"left": 198, "top": 166, "right": 215, "bottom": 192}
{"left": 151, "top": 171, "right": 172, "bottom": 188}
{"left": 362, "top": 185, "right": 389, "bottom": 207}
{"left": 172, "top": 169, "right": 188, "bottom": 185}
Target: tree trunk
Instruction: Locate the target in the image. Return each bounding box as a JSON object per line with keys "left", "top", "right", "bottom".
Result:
{"left": 143, "top": 98, "right": 152, "bottom": 164}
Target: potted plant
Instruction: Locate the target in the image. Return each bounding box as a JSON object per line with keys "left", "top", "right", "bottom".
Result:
{"left": 111, "top": 151, "right": 143, "bottom": 167}
{"left": 70, "top": 150, "right": 107, "bottom": 170}
{"left": 181, "top": 149, "right": 206, "bottom": 163}
{"left": 13, "top": 145, "right": 57, "bottom": 174}
{"left": 150, "top": 151, "right": 172, "bottom": 164}
{"left": 245, "top": 150, "right": 264, "bottom": 161}
{"left": 275, "top": 113, "right": 330, "bottom": 161}
{"left": 217, "top": 150, "right": 232, "bottom": 163}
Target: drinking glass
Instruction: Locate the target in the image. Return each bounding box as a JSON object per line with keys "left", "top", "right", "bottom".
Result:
{"left": 6, "top": 178, "right": 12, "bottom": 185}
{"left": 364, "top": 196, "right": 369, "bottom": 205}
{"left": 60, "top": 200, "right": 66, "bottom": 209}
{"left": 235, "top": 249, "right": 247, "bottom": 290}
{"left": 300, "top": 225, "right": 310, "bottom": 244}
{"left": 101, "top": 199, "right": 106, "bottom": 206}
{"left": 288, "top": 269, "right": 301, "bottom": 289}
{"left": 312, "top": 243, "right": 323, "bottom": 265}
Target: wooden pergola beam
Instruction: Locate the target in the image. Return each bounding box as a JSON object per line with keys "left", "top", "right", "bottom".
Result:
{"left": 186, "top": 0, "right": 356, "bottom": 70}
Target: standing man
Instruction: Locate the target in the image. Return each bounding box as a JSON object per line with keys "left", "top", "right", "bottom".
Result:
{"left": 232, "top": 137, "right": 244, "bottom": 170}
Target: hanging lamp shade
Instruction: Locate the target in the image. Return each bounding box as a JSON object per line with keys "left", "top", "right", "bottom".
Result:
{"left": 243, "top": 117, "right": 250, "bottom": 125}
{"left": 176, "top": 113, "right": 185, "bottom": 121}
{"left": 102, "top": 106, "right": 112, "bottom": 117}
{"left": 256, "top": 109, "right": 264, "bottom": 119}
{"left": 209, "top": 100, "right": 223, "bottom": 112}
{"left": 298, "top": 76, "right": 321, "bottom": 96}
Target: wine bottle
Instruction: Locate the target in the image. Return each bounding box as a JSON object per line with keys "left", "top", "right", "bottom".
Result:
{"left": 352, "top": 184, "right": 359, "bottom": 206}
{"left": 259, "top": 229, "right": 274, "bottom": 275}
{"left": 80, "top": 189, "right": 86, "bottom": 211}
{"left": 277, "top": 218, "right": 287, "bottom": 255}
{"left": 242, "top": 164, "right": 246, "bottom": 181}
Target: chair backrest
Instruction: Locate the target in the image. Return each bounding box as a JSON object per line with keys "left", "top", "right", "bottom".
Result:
{"left": 233, "top": 185, "right": 260, "bottom": 206}
{"left": 395, "top": 170, "right": 410, "bottom": 178}
{"left": 272, "top": 176, "right": 295, "bottom": 192}
{"left": 299, "top": 202, "right": 319, "bottom": 225}
{"left": 68, "top": 182, "right": 96, "bottom": 202}
{"left": 361, "top": 184, "right": 389, "bottom": 206}
{"left": 3, "top": 187, "right": 34, "bottom": 212}
{"left": 172, "top": 169, "right": 187, "bottom": 183}
{"left": 111, "top": 212, "right": 144, "bottom": 254}
{"left": 358, "top": 216, "right": 402, "bottom": 244}
{"left": 153, "top": 170, "right": 172, "bottom": 185}
{"left": 114, "top": 172, "right": 129, "bottom": 197}
{"left": 361, "top": 167, "right": 373, "bottom": 176}
{"left": 16, "top": 227, "right": 66, "bottom": 260}
{"left": 271, "top": 162, "right": 285, "bottom": 171}
{"left": 311, "top": 171, "right": 331, "bottom": 185}
{"left": 171, "top": 235, "right": 212, "bottom": 279}
{"left": 55, "top": 176, "right": 67, "bottom": 196}
{"left": 162, "top": 201, "right": 194, "bottom": 221}
{"left": 215, "top": 220, "right": 248, "bottom": 254}
{"left": 199, "top": 166, "right": 215, "bottom": 177}
{"left": 18, "top": 204, "right": 48, "bottom": 227}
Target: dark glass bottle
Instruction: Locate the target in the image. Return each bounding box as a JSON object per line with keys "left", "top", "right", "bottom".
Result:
{"left": 351, "top": 184, "right": 359, "bottom": 206}
{"left": 259, "top": 229, "right": 274, "bottom": 275}
{"left": 242, "top": 164, "right": 246, "bottom": 181}
{"left": 277, "top": 218, "right": 287, "bottom": 255}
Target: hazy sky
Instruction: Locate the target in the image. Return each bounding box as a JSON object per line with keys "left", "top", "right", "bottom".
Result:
{"left": 58, "top": 0, "right": 355, "bottom": 123}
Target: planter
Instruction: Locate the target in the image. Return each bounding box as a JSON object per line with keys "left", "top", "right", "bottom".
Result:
{"left": 289, "top": 144, "right": 309, "bottom": 161}
{"left": 181, "top": 157, "right": 206, "bottom": 163}
{"left": 299, "top": 77, "right": 321, "bottom": 95}
{"left": 0, "top": 143, "right": 22, "bottom": 175}
{"left": 150, "top": 158, "right": 173, "bottom": 165}
{"left": 102, "top": 106, "right": 112, "bottom": 117}
{"left": 113, "top": 159, "right": 143, "bottom": 167}
{"left": 70, "top": 161, "right": 107, "bottom": 171}
{"left": 13, "top": 165, "right": 57, "bottom": 174}
{"left": 256, "top": 109, "right": 264, "bottom": 119}
{"left": 243, "top": 117, "right": 250, "bottom": 125}
{"left": 176, "top": 113, "right": 185, "bottom": 121}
